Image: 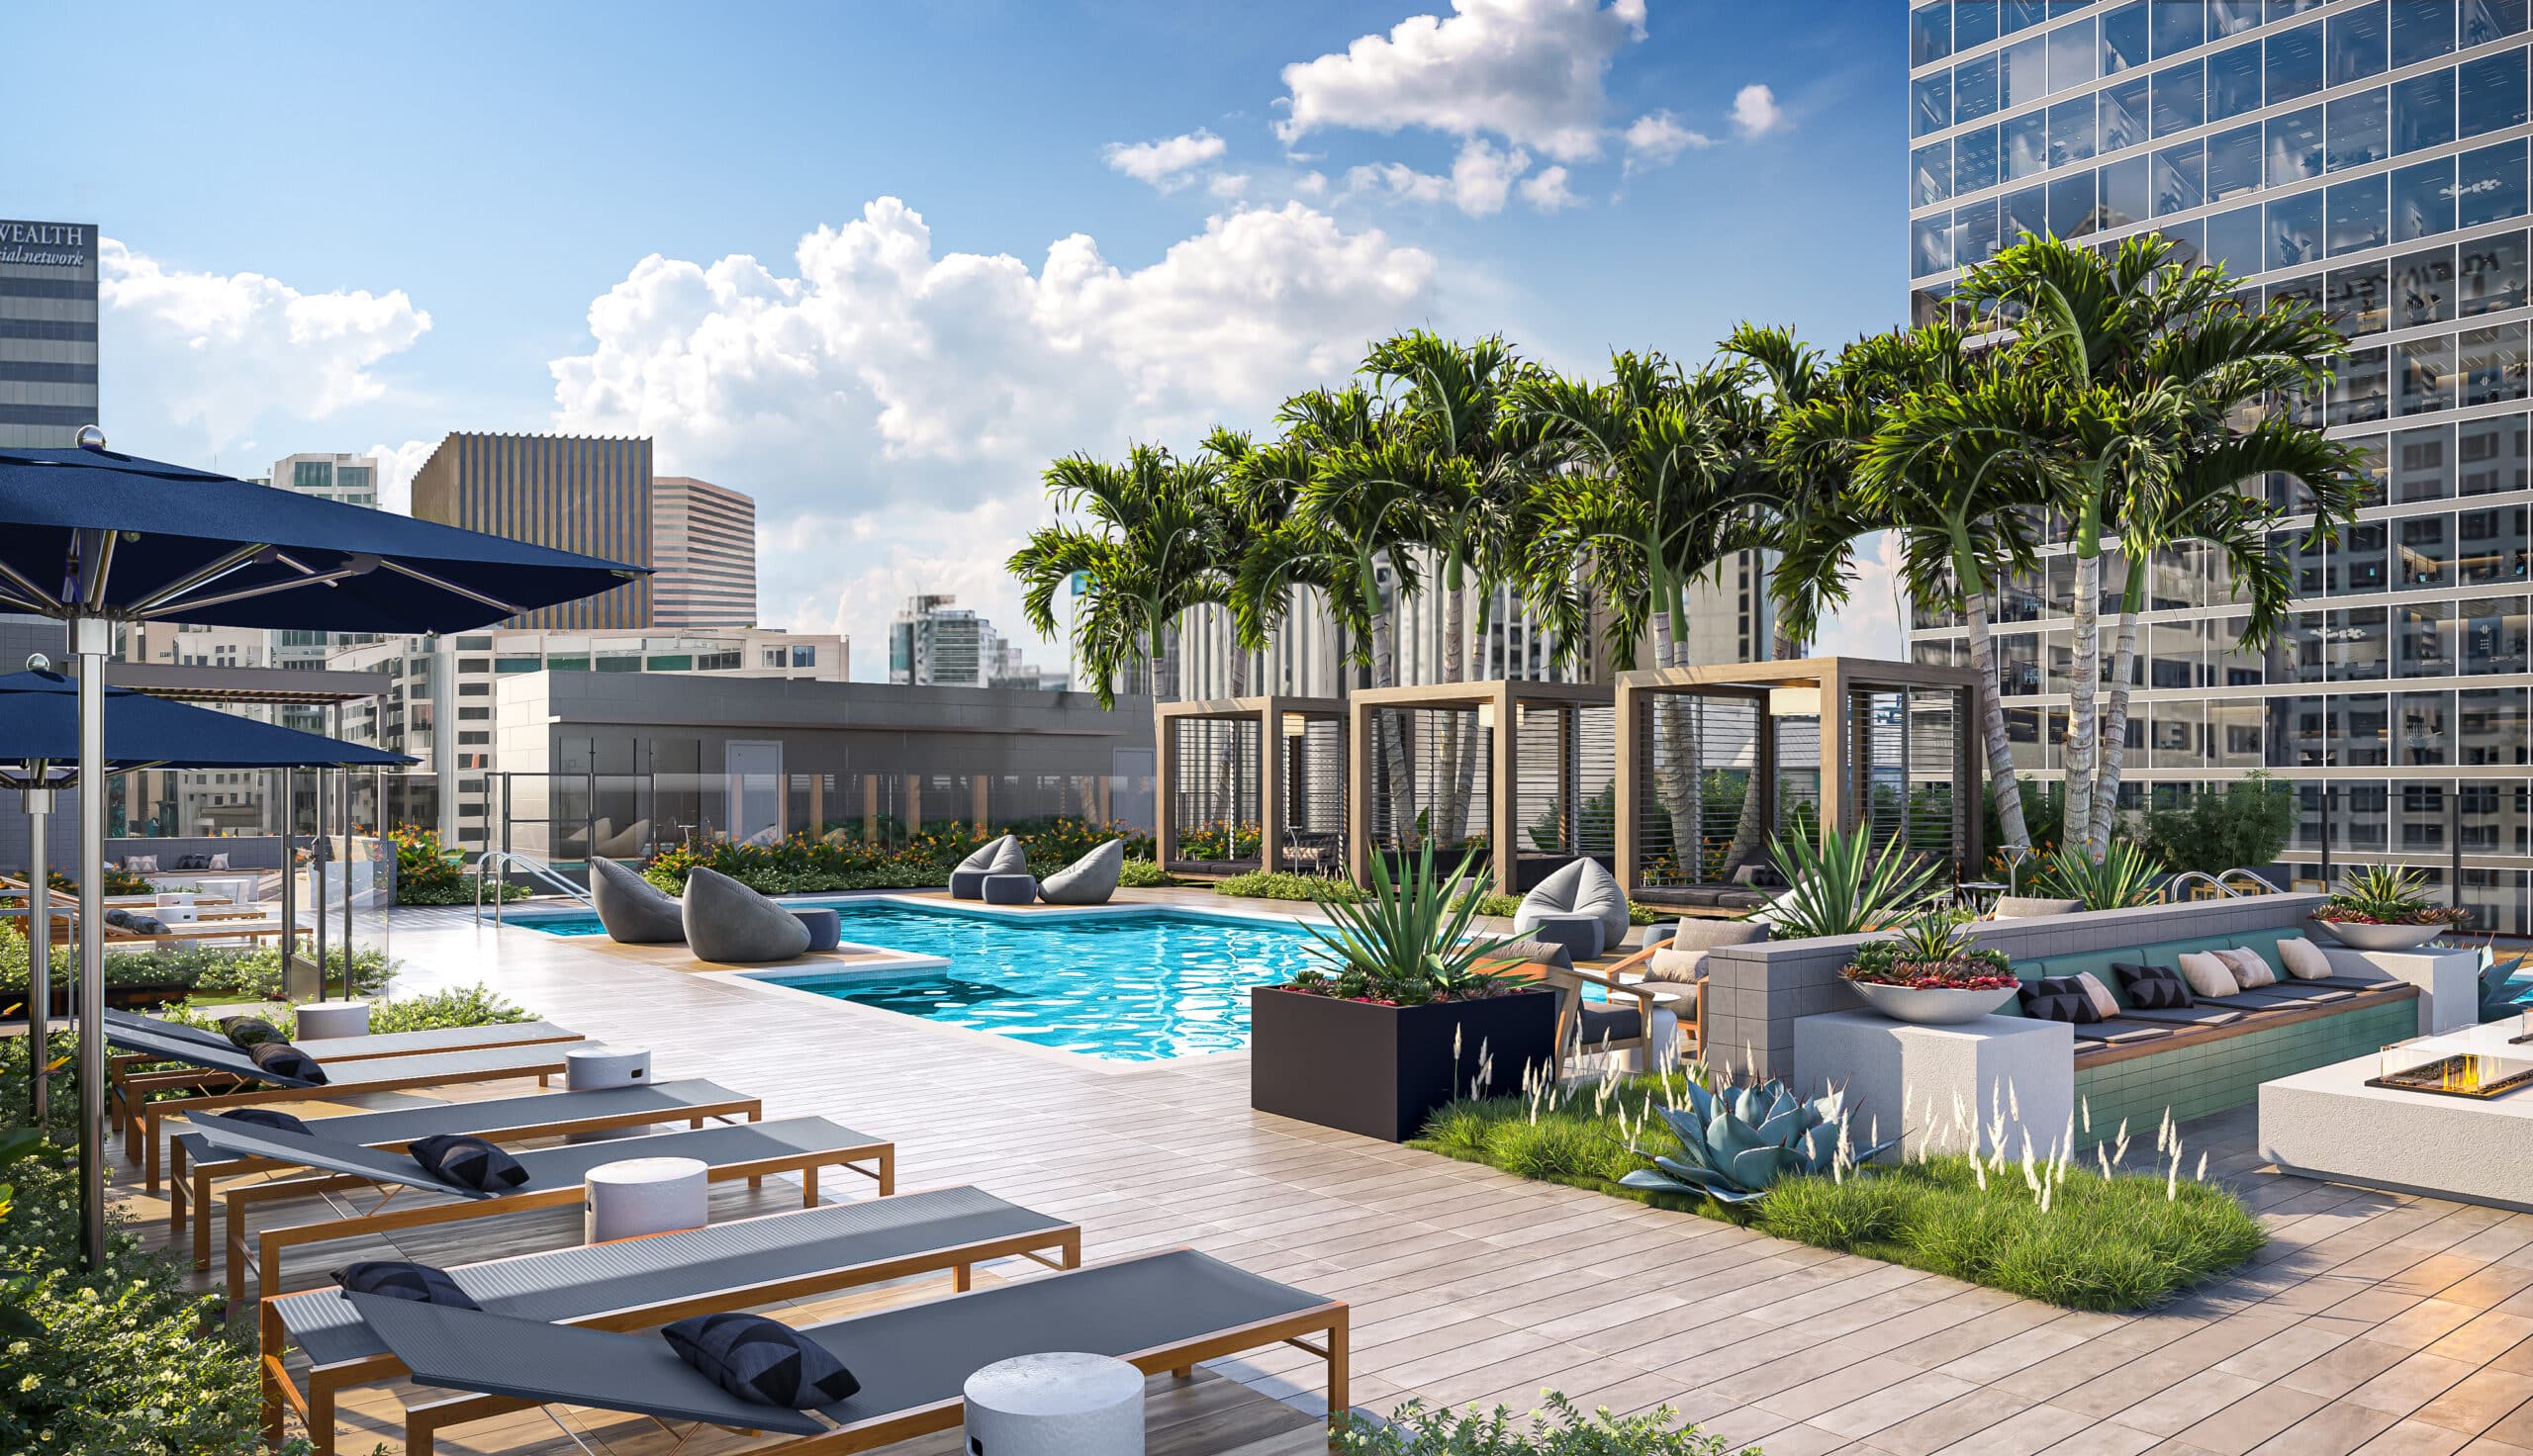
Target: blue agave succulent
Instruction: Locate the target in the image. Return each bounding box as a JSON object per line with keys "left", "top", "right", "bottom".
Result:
{"left": 1619, "top": 1077, "right": 1896, "bottom": 1205}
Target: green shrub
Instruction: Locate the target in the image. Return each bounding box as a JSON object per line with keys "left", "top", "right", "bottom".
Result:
{"left": 1338, "top": 1392, "right": 1754, "bottom": 1456}
{"left": 162, "top": 984, "right": 530, "bottom": 1041}
{"left": 640, "top": 819, "right": 1152, "bottom": 895}
{"left": 2134, "top": 773, "right": 2298, "bottom": 878}
{"left": 0, "top": 930, "right": 394, "bottom": 1005}
{"left": 1449, "top": 891, "right": 1667, "bottom": 926}
{"left": 1118, "top": 858, "right": 1174, "bottom": 888}
{"left": 1410, "top": 1075, "right": 2266, "bottom": 1312}
{"left": 1215, "top": 870, "right": 1362, "bottom": 903}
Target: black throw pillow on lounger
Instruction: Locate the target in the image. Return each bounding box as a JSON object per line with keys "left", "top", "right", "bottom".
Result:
{"left": 220, "top": 1015, "right": 285, "bottom": 1049}
{"left": 332, "top": 1260, "right": 480, "bottom": 1310}
{"left": 2111, "top": 961, "right": 2193, "bottom": 1010}
{"left": 408, "top": 1133, "right": 528, "bottom": 1192}
{"left": 2016, "top": 974, "right": 2101, "bottom": 1024}
{"left": 245, "top": 1041, "right": 328, "bottom": 1084}
{"left": 225, "top": 1108, "right": 312, "bottom": 1137}
{"left": 662, "top": 1311, "right": 861, "bottom": 1409}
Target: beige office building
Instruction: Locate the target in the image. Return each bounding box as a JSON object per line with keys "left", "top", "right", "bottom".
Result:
{"left": 411, "top": 432, "right": 655, "bottom": 629}
{"left": 652, "top": 476, "right": 756, "bottom": 627}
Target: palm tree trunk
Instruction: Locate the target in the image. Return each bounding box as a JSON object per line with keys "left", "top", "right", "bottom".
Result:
{"left": 1962, "top": 589, "right": 2033, "bottom": 853}
{"left": 1218, "top": 621, "right": 1249, "bottom": 847}
{"left": 2087, "top": 562, "right": 2146, "bottom": 860}
{"left": 1722, "top": 573, "right": 1788, "bottom": 871}
{"left": 1371, "top": 555, "right": 1417, "bottom": 846}
{"left": 1649, "top": 602, "right": 1701, "bottom": 877}
{"left": 1444, "top": 574, "right": 1481, "bottom": 843}
{"left": 2061, "top": 550, "right": 2101, "bottom": 856}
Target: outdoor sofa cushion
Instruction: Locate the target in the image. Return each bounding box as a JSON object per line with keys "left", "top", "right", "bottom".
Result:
{"left": 2176, "top": 952, "right": 2241, "bottom": 1000}
{"left": 663, "top": 1311, "right": 861, "bottom": 1409}
{"left": 2279, "top": 937, "right": 2334, "bottom": 978}
{"left": 1991, "top": 895, "right": 2082, "bottom": 918}
{"left": 2216, "top": 947, "right": 2278, "bottom": 988}
{"left": 2112, "top": 962, "right": 2192, "bottom": 1010}
{"left": 2073, "top": 972, "right": 2120, "bottom": 1020}
{"left": 336, "top": 1261, "right": 482, "bottom": 1310}
{"left": 2017, "top": 976, "right": 2101, "bottom": 1023}
{"left": 1514, "top": 858, "right": 1631, "bottom": 948}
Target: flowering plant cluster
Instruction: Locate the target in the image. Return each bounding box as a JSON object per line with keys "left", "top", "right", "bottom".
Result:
{"left": 2316, "top": 864, "right": 2475, "bottom": 927}
{"left": 1840, "top": 911, "right": 2019, "bottom": 991}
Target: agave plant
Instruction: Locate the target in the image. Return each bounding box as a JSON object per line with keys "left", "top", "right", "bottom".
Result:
{"left": 1753, "top": 823, "right": 1941, "bottom": 940}
{"left": 2035, "top": 840, "right": 2163, "bottom": 910}
{"left": 1620, "top": 1076, "right": 1897, "bottom": 1205}
{"left": 1291, "top": 843, "right": 1523, "bottom": 1005}
{"left": 2320, "top": 863, "right": 2469, "bottom": 926}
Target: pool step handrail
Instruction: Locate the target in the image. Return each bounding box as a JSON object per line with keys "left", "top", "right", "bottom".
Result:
{"left": 2161, "top": 867, "right": 2288, "bottom": 904}
{"left": 473, "top": 851, "right": 596, "bottom": 925}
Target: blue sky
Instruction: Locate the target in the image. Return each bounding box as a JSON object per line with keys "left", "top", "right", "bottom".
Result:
{"left": 6, "top": 0, "right": 1907, "bottom": 674}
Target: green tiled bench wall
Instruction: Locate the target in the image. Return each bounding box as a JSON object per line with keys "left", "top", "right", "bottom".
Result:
{"left": 2072, "top": 998, "right": 2415, "bottom": 1146}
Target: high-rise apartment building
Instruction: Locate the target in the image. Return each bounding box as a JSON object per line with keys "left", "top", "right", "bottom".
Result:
{"left": 652, "top": 476, "right": 756, "bottom": 627}
{"left": 271, "top": 451, "right": 380, "bottom": 507}
{"left": 0, "top": 220, "right": 98, "bottom": 448}
{"left": 1907, "top": 0, "right": 2533, "bottom": 934}
{"left": 411, "top": 433, "right": 655, "bottom": 629}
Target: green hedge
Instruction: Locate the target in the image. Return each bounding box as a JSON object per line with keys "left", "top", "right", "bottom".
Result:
{"left": 1211, "top": 870, "right": 1363, "bottom": 903}
{"left": 641, "top": 819, "right": 1152, "bottom": 895}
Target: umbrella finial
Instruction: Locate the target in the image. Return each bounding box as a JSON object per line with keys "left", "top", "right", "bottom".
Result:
{"left": 75, "top": 425, "right": 107, "bottom": 452}
{"left": 25, "top": 654, "right": 48, "bottom": 673}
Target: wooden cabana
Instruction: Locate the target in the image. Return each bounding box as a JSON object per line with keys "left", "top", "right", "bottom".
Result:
{"left": 1154, "top": 697, "right": 1348, "bottom": 876}
{"left": 1614, "top": 656, "right": 1985, "bottom": 909}
{"left": 1347, "top": 680, "right": 1617, "bottom": 895}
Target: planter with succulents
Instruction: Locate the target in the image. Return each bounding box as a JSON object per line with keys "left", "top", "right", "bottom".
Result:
{"left": 2311, "top": 864, "right": 2472, "bottom": 952}
{"left": 1839, "top": 910, "right": 2022, "bottom": 1025}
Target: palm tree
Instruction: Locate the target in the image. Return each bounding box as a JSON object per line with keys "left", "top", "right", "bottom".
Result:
{"left": 1963, "top": 233, "right": 2358, "bottom": 856}
{"left": 1719, "top": 323, "right": 1834, "bottom": 661}
{"left": 1007, "top": 444, "right": 1222, "bottom": 708}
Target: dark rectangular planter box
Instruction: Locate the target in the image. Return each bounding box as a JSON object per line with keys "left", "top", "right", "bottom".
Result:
{"left": 1250, "top": 985, "right": 1558, "bottom": 1142}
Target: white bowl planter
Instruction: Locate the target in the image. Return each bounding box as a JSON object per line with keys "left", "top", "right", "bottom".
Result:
{"left": 2311, "top": 919, "right": 2445, "bottom": 952}
{"left": 1845, "top": 979, "right": 2019, "bottom": 1026}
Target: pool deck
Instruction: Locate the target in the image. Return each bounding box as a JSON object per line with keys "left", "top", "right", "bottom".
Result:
{"left": 122, "top": 886, "right": 2533, "bottom": 1456}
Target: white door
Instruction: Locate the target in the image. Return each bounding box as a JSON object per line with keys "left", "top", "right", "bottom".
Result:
{"left": 727, "top": 741, "right": 783, "bottom": 846}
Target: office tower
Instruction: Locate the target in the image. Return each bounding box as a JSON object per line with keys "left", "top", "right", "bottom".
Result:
{"left": 1907, "top": 0, "right": 2533, "bottom": 933}
{"left": 0, "top": 219, "right": 98, "bottom": 448}
{"left": 270, "top": 451, "right": 380, "bottom": 507}
{"left": 890, "top": 594, "right": 1005, "bottom": 686}
{"left": 652, "top": 476, "right": 757, "bottom": 627}
{"left": 410, "top": 432, "right": 654, "bottom": 628}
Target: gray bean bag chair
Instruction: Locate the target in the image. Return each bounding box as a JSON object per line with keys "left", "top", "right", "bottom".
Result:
{"left": 1039, "top": 840, "right": 1124, "bottom": 906}
{"left": 949, "top": 835, "right": 1029, "bottom": 899}
{"left": 1514, "top": 858, "right": 1631, "bottom": 950}
{"left": 590, "top": 857, "right": 686, "bottom": 945}
{"left": 680, "top": 866, "right": 811, "bottom": 962}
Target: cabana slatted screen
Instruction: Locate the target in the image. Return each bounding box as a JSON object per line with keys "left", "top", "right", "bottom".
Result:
{"left": 1854, "top": 687, "right": 1971, "bottom": 867}
{"left": 1365, "top": 706, "right": 1489, "bottom": 856}
{"left": 1280, "top": 715, "right": 1347, "bottom": 875}
{"left": 1513, "top": 699, "right": 1617, "bottom": 868}
{"left": 1170, "top": 715, "right": 1262, "bottom": 868}
{"left": 1632, "top": 694, "right": 1774, "bottom": 890}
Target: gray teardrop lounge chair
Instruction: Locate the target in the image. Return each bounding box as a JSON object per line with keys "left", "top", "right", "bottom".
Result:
{"left": 1038, "top": 839, "right": 1124, "bottom": 906}
{"left": 189, "top": 1111, "right": 896, "bottom": 1306}
{"left": 681, "top": 865, "right": 812, "bottom": 962}
{"left": 590, "top": 856, "right": 686, "bottom": 944}
{"left": 260, "top": 1188, "right": 1082, "bottom": 1456}
{"left": 948, "top": 834, "right": 1027, "bottom": 899}
{"left": 344, "top": 1247, "right": 1348, "bottom": 1456}
{"left": 1513, "top": 857, "right": 1632, "bottom": 958}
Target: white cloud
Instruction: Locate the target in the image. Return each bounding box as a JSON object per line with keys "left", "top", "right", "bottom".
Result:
{"left": 97, "top": 239, "right": 431, "bottom": 462}
{"left": 1518, "top": 165, "right": 1581, "bottom": 212}
{"left": 1813, "top": 530, "right": 1909, "bottom": 660}
{"left": 1206, "top": 172, "right": 1252, "bottom": 200}
{"left": 1732, "top": 83, "right": 1786, "bottom": 139}
{"left": 1345, "top": 161, "right": 1452, "bottom": 207}
{"left": 1294, "top": 171, "right": 1329, "bottom": 197}
{"left": 1276, "top": 0, "right": 1648, "bottom": 162}
{"left": 363, "top": 437, "right": 437, "bottom": 513}
{"left": 1622, "top": 110, "right": 1711, "bottom": 173}
{"left": 1102, "top": 129, "right": 1230, "bottom": 191}
{"left": 1449, "top": 139, "right": 1530, "bottom": 216}
{"left": 548, "top": 199, "right": 1442, "bottom": 670}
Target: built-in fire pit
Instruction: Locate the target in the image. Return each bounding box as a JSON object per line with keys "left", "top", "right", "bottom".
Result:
{"left": 2367, "top": 1051, "right": 2533, "bottom": 1100}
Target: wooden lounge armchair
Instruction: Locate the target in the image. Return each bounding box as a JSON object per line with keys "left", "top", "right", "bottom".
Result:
{"left": 259, "top": 1189, "right": 1083, "bottom": 1456}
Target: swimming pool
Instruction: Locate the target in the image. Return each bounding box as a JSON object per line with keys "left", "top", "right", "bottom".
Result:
{"left": 523, "top": 897, "right": 1326, "bottom": 1061}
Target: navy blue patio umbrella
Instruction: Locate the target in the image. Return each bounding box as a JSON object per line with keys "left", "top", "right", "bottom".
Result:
{"left": 0, "top": 434, "right": 641, "bottom": 1265}
{"left": 0, "top": 665, "right": 414, "bottom": 1129}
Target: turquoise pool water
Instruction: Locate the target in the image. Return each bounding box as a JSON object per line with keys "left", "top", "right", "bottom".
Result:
{"left": 521, "top": 898, "right": 1323, "bottom": 1061}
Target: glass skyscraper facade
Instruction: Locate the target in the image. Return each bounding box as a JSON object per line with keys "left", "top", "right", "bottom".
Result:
{"left": 1908, "top": 0, "right": 2533, "bottom": 935}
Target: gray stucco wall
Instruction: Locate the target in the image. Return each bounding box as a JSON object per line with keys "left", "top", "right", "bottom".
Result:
{"left": 1702, "top": 893, "right": 2331, "bottom": 1080}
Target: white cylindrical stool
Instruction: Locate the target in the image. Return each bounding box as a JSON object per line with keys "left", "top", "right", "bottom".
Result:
{"left": 963, "top": 1352, "right": 1145, "bottom": 1456}
{"left": 585, "top": 1156, "right": 707, "bottom": 1243}
{"left": 295, "top": 1000, "right": 370, "bottom": 1041}
{"left": 565, "top": 1046, "right": 655, "bottom": 1142}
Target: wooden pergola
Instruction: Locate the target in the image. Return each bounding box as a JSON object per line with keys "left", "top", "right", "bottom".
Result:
{"left": 1154, "top": 696, "right": 1348, "bottom": 875}
{"left": 1346, "top": 680, "right": 1616, "bottom": 895}
{"left": 1614, "top": 656, "right": 1986, "bottom": 901}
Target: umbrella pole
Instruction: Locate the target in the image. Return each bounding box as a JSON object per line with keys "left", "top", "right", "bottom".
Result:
{"left": 23, "top": 782, "right": 51, "bottom": 1128}
{"left": 73, "top": 615, "right": 109, "bottom": 1268}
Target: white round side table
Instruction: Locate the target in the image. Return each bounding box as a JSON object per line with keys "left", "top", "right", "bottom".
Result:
{"left": 584, "top": 1155, "right": 707, "bottom": 1243}
{"left": 963, "top": 1351, "right": 1145, "bottom": 1456}
{"left": 294, "top": 1000, "right": 370, "bottom": 1041}
{"left": 564, "top": 1046, "right": 655, "bottom": 1142}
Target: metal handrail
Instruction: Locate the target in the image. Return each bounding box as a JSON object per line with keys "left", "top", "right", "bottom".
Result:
{"left": 2162, "top": 866, "right": 2290, "bottom": 904}
{"left": 2216, "top": 867, "right": 2286, "bottom": 895}
{"left": 472, "top": 850, "right": 595, "bottom": 925}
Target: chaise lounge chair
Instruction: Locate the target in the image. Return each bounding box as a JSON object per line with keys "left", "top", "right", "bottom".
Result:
{"left": 345, "top": 1247, "right": 1348, "bottom": 1456}
{"left": 106, "top": 1024, "right": 578, "bottom": 1192}
{"left": 167, "top": 1077, "right": 764, "bottom": 1268}
{"left": 948, "top": 834, "right": 1026, "bottom": 899}
{"left": 260, "top": 1188, "right": 1083, "bottom": 1456}
{"left": 1037, "top": 839, "right": 1124, "bottom": 906}
{"left": 191, "top": 1111, "right": 896, "bottom": 1306}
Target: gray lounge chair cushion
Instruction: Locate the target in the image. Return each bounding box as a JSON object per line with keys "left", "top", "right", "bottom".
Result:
{"left": 956, "top": 835, "right": 1027, "bottom": 876}
{"left": 681, "top": 867, "right": 811, "bottom": 963}
{"left": 664, "top": 1312, "right": 861, "bottom": 1409}
{"left": 591, "top": 857, "right": 687, "bottom": 945}
{"left": 248, "top": 1042, "right": 328, "bottom": 1084}
{"left": 411, "top": 1134, "right": 530, "bottom": 1191}
{"left": 226, "top": 1108, "right": 314, "bottom": 1137}
{"left": 1992, "top": 895, "right": 2083, "bottom": 918}
{"left": 336, "top": 1260, "right": 481, "bottom": 1310}
{"left": 1515, "top": 858, "right": 1630, "bottom": 947}
{"left": 220, "top": 1015, "right": 285, "bottom": 1048}
{"left": 1039, "top": 840, "right": 1123, "bottom": 906}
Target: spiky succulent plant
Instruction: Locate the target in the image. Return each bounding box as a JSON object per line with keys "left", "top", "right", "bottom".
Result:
{"left": 1620, "top": 1077, "right": 1897, "bottom": 1205}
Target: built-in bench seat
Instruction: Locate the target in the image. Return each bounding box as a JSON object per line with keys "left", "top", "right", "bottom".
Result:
{"left": 2001, "top": 926, "right": 2416, "bottom": 1063}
